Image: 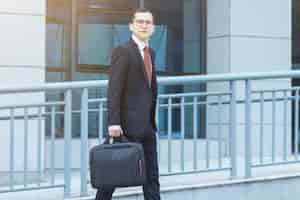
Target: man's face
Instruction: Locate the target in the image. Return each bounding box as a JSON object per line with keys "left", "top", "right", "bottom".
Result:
{"left": 129, "top": 12, "right": 154, "bottom": 42}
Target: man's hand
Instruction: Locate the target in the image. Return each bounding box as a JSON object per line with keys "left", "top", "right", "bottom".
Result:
{"left": 108, "top": 125, "right": 123, "bottom": 137}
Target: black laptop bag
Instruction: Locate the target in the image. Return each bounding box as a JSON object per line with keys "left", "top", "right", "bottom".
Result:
{"left": 89, "top": 136, "right": 146, "bottom": 189}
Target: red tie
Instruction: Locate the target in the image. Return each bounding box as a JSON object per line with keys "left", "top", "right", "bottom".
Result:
{"left": 143, "top": 47, "right": 153, "bottom": 87}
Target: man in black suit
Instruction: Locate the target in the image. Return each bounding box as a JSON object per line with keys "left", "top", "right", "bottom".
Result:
{"left": 95, "top": 8, "right": 161, "bottom": 200}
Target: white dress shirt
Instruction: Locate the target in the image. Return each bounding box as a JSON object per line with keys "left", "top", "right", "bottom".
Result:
{"left": 132, "top": 34, "right": 149, "bottom": 59}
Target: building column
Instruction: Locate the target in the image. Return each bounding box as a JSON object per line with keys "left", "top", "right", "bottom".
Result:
{"left": 0, "top": 1, "right": 46, "bottom": 173}
{"left": 207, "top": 0, "right": 292, "bottom": 156}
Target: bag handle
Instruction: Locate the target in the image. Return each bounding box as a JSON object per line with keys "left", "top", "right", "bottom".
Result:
{"left": 104, "top": 135, "right": 129, "bottom": 144}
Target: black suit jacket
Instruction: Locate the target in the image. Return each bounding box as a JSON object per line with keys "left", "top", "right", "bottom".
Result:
{"left": 107, "top": 39, "right": 158, "bottom": 139}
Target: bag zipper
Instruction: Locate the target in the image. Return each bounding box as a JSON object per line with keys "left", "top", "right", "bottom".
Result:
{"left": 139, "top": 159, "right": 142, "bottom": 176}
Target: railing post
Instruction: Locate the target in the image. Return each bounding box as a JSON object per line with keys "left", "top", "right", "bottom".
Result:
{"left": 205, "top": 97, "right": 209, "bottom": 169}
{"left": 156, "top": 98, "right": 160, "bottom": 163}
{"left": 271, "top": 91, "right": 276, "bottom": 162}
{"left": 167, "top": 97, "right": 172, "bottom": 173}
{"left": 259, "top": 92, "right": 264, "bottom": 164}
{"left": 283, "top": 90, "right": 288, "bottom": 161}
{"left": 294, "top": 90, "right": 299, "bottom": 160}
{"left": 193, "top": 97, "right": 198, "bottom": 170}
{"left": 217, "top": 95, "right": 222, "bottom": 168}
{"left": 245, "top": 80, "right": 252, "bottom": 178}
{"left": 24, "top": 107, "right": 28, "bottom": 188}
{"left": 9, "top": 108, "right": 15, "bottom": 190}
{"left": 229, "top": 80, "right": 237, "bottom": 178}
{"left": 180, "top": 97, "right": 185, "bottom": 172}
{"left": 51, "top": 106, "right": 56, "bottom": 185}
{"left": 98, "top": 99, "right": 104, "bottom": 144}
{"left": 37, "top": 107, "right": 43, "bottom": 186}
{"left": 64, "top": 89, "right": 72, "bottom": 198}
{"left": 80, "top": 88, "right": 89, "bottom": 196}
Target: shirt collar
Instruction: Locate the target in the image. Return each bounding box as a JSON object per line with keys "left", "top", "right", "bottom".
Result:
{"left": 132, "top": 34, "right": 148, "bottom": 51}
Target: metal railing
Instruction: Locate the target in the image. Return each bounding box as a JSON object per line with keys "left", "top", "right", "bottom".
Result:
{"left": 1, "top": 71, "right": 300, "bottom": 198}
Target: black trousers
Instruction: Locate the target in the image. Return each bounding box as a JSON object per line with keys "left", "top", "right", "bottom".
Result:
{"left": 95, "top": 129, "right": 161, "bottom": 200}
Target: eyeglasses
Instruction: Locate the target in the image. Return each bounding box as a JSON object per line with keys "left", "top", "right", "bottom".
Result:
{"left": 134, "top": 19, "right": 153, "bottom": 26}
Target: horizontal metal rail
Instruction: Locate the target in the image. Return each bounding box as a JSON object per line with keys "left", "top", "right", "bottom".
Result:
{"left": 0, "top": 70, "right": 300, "bottom": 94}
{"left": 2, "top": 70, "right": 300, "bottom": 198}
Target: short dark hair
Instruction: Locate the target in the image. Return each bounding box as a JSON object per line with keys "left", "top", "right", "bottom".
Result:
{"left": 130, "top": 8, "right": 154, "bottom": 23}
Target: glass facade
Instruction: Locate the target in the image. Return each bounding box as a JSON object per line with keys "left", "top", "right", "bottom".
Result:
{"left": 293, "top": 0, "right": 300, "bottom": 69}
{"left": 46, "top": 0, "right": 206, "bottom": 137}
{"left": 292, "top": 0, "right": 300, "bottom": 151}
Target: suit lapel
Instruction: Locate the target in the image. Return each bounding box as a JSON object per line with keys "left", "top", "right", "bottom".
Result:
{"left": 129, "top": 39, "right": 151, "bottom": 89}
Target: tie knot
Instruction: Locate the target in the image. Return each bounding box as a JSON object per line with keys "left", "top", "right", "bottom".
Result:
{"left": 143, "top": 47, "right": 149, "bottom": 53}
